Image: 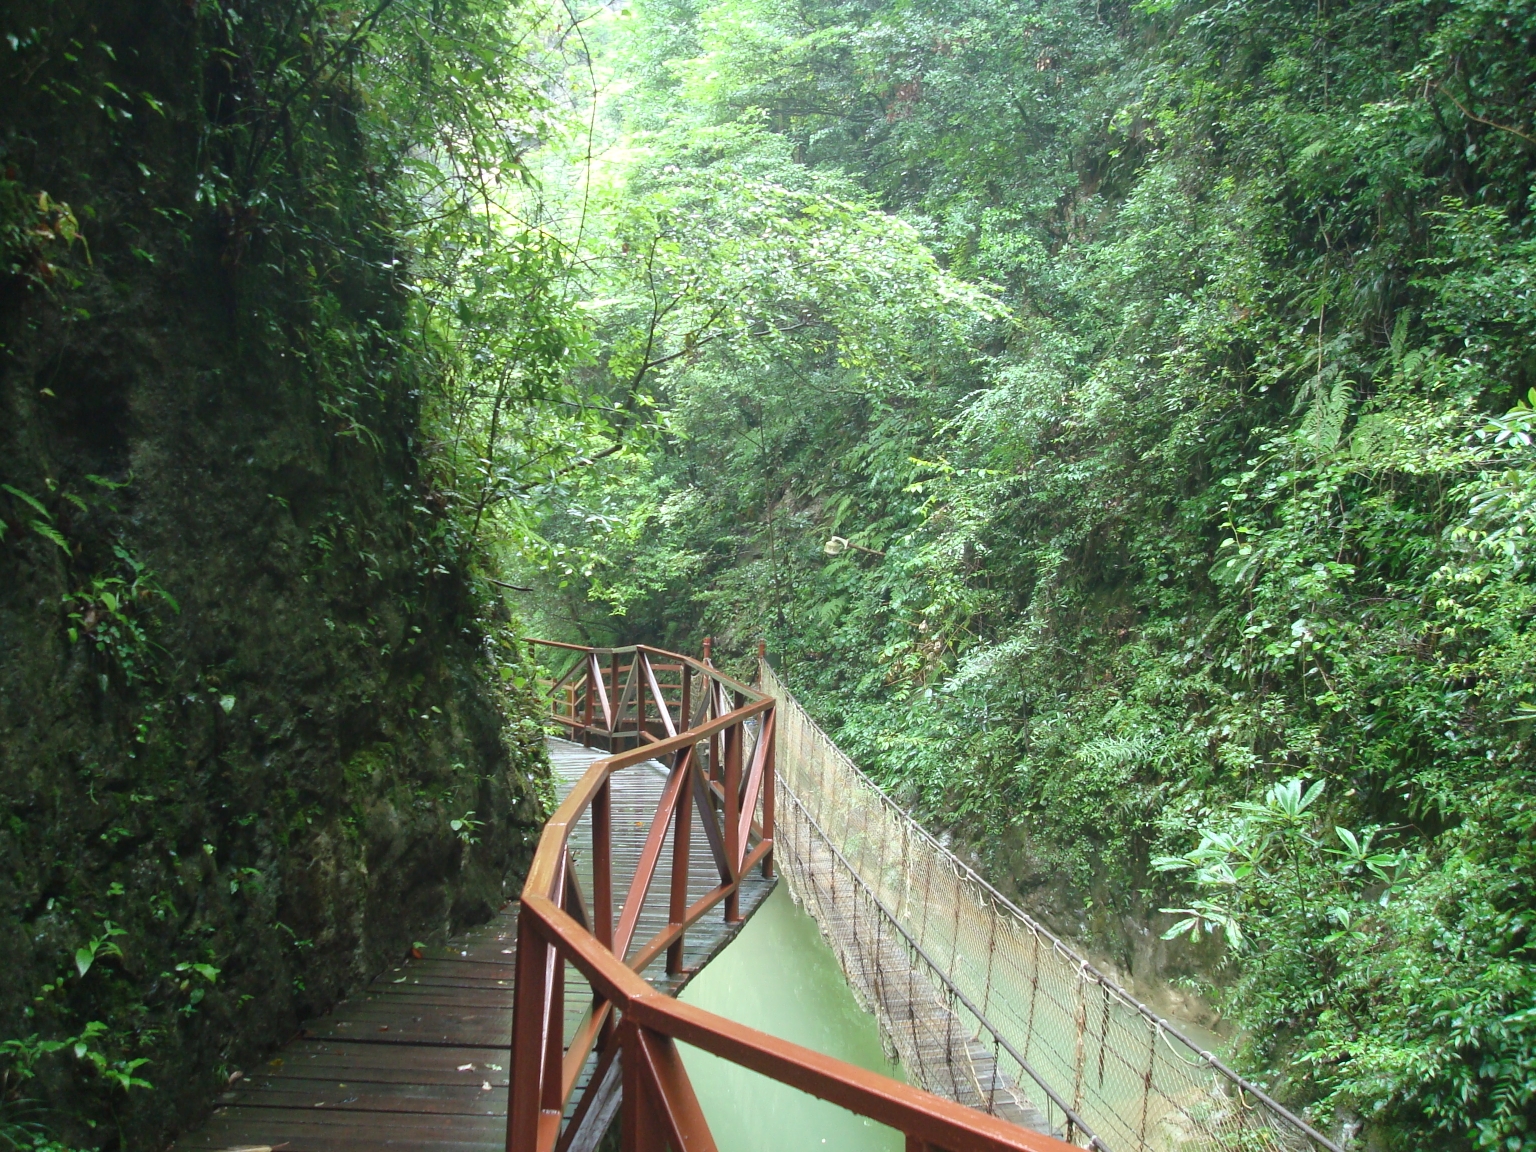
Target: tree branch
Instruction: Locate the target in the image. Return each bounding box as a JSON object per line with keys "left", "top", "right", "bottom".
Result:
{"left": 487, "top": 578, "right": 534, "bottom": 592}
{"left": 1434, "top": 82, "right": 1536, "bottom": 146}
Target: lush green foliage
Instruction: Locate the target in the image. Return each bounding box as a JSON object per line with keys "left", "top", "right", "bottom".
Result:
{"left": 2, "top": 0, "right": 577, "bottom": 1146}
{"left": 511, "top": 0, "right": 1536, "bottom": 1144}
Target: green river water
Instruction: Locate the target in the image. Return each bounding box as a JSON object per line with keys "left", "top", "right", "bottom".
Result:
{"left": 677, "top": 884, "right": 905, "bottom": 1152}
{"left": 675, "top": 882, "right": 1230, "bottom": 1152}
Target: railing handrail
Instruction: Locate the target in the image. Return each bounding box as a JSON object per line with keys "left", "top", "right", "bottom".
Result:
{"left": 525, "top": 695, "right": 772, "bottom": 902}
{"left": 524, "top": 638, "right": 764, "bottom": 701}
{"left": 520, "top": 892, "right": 1075, "bottom": 1152}
{"left": 509, "top": 640, "right": 1077, "bottom": 1152}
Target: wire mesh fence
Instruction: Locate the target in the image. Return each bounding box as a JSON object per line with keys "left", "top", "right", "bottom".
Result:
{"left": 761, "top": 662, "right": 1341, "bottom": 1152}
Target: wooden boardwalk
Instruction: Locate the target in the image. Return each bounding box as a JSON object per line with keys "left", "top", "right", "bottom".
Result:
{"left": 176, "top": 738, "right": 774, "bottom": 1152}
{"left": 543, "top": 738, "right": 777, "bottom": 992}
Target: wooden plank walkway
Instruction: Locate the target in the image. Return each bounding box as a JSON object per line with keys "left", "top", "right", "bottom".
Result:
{"left": 175, "top": 738, "right": 774, "bottom": 1152}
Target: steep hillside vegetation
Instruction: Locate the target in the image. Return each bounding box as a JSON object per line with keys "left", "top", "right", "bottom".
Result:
{"left": 0, "top": 2, "right": 562, "bottom": 1147}
{"left": 511, "top": 0, "right": 1536, "bottom": 1145}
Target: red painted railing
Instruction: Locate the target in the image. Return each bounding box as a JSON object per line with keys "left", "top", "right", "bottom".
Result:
{"left": 507, "top": 640, "right": 1076, "bottom": 1152}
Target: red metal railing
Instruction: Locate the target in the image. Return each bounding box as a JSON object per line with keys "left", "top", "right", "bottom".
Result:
{"left": 508, "top": 640, "right": 1075, "bottom": 1152}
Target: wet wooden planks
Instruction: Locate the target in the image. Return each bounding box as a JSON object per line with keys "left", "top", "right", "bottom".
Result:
{"left": 175, "top": 737, "right": 774, "bottom": 1152}
{"left": 176, "top": 909, "right": 520, "bottom": 1152}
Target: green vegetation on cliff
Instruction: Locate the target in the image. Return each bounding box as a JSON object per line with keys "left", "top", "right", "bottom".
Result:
{"left": 5, "top": 0, "right": 1534, "bottom": 1145}
{"left": 0, "top": 2, "right": 577, "bottom": 1148}
{"left": 507, "top": 0, "right": 1536, "bottom": 1145}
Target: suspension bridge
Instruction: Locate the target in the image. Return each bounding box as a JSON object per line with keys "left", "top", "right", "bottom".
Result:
{"left": 178, "top": 642, "right": 1342, "bottom": 1152}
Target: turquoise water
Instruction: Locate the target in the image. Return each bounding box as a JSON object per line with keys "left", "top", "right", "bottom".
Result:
{"left": 677, "top": 884, "right": 905, "bottom": 1152}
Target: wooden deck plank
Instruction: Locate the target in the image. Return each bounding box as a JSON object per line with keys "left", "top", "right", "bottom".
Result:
{"left": 176, "top": 737, "right": 774, "bottom": 1152}
{"left": 350, "top": 987, "right": 518, "bottom": 1008}
{"left": 185, "top": 1109, "right": 507, "bottom": 1135}
{"left": 376, "top": 961, "right": 517, "bottom": 982}
{"left": 181, "top": 1112, "right": 504, "bottom": 1149}
{"left": 248, "top": 1043, "right": 509, "bottom": 1085}
{"left": 231, "top": 1082, "right": 507, "bottom": 1116}
{"left": 381, "top": 965, "right": 517, "bottom": 982}
{"left": 302, "top": 1015, "right": 512, "bottom": 1047}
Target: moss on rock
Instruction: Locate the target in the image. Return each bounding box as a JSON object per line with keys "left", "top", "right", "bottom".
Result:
{"left": 0, "top": 2, "right": 550, "bottom": 1147}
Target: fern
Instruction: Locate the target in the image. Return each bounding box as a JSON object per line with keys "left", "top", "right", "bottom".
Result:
{"left": 30, "top": 522, "right": 69, "bottom": 552}
{"left": 1298, "top": 372, "right": 1354, "bottom": 457}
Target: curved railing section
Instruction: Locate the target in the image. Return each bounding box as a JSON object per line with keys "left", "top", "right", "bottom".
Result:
{"left": 508, "top": 640, "right": 1074, "bottom": 1152}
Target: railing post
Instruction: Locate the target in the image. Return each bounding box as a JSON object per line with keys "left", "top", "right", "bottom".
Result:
{"left": 761, "top": 701, "right": 775, "bottom": 880}
{"left": 620, "top": 1019, "right": 664, "bottom": 1152}
{"left": 638, "top": 651, "right": 649, "bottom": 743}
{"left": 723, "top": 717, "right": 743, "bottom": 922}
{"left": 589, "top": 771, "right": 614, "bottom": 1062}
{"left": 680, "top": 661, "right": 692, "bottom": 736}
{"left": 703, "top": 638, "right": 720, "bottom": 785}
{"left": 582, "top": 662, "right": 594, "bottom": 749}
{"left": 507, "top": 910, "right": 551, "bottom": 1152}
{"left": 667, "top": 747, "right": 693, "bottom": 975}
{"left": 610, "top": 651, "right": 621, "bottom": 746}
{"left": 593, "top": 778, "right": 613, "bottom": 950}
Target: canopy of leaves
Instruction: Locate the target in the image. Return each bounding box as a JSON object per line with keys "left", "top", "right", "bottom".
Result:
{"left": 507, "top": 0, "right": 1536, "bottom": 1146}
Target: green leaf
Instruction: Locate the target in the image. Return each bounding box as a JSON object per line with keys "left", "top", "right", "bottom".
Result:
{"left": 32, "top": 521, "right": 69, "bottom": 551}
{"left": 1, "top": 484, "right": 50, "bottom": 518}
{"left": 1160, "top": 916, "right": 1199, "bottom": 941}
{"left": 176, "top": 960, "right": 220, "bottom": 983}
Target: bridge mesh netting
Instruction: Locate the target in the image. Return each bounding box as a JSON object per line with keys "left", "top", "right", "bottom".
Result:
{"left": 761, "top": 663, "right": 1337, "bottom": 1152}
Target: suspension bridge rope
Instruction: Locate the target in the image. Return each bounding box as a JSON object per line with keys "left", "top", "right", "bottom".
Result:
{"left": 762, "top": 660, "right": 1341, "bottom": 1152}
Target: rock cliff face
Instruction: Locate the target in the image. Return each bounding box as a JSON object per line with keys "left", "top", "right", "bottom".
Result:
{"left": 0, "top": 3, "right": 548, "bottom": 1147}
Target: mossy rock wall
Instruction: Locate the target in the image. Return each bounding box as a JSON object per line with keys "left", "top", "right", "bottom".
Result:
{"left": 0, "top": 2, "right": 549, "bottom": 1147}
